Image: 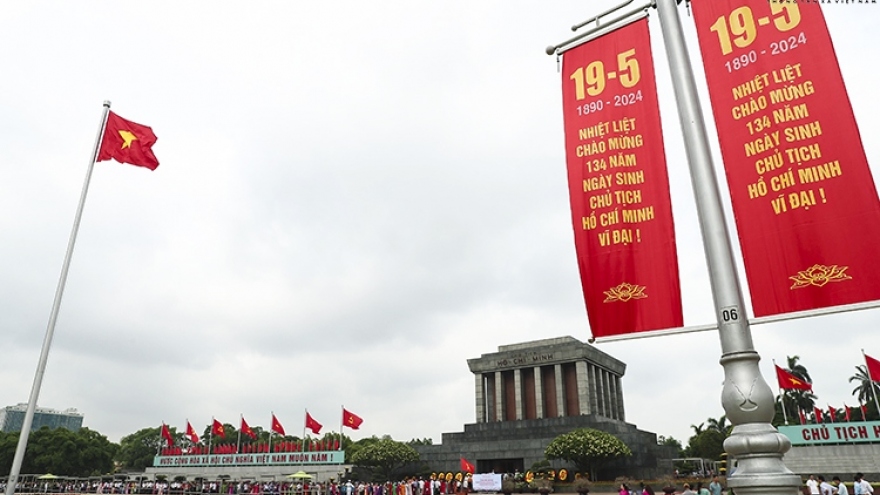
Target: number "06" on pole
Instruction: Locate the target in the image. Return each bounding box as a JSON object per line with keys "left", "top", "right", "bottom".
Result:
{"left": 720, "top": 306, "right": 740, "bottom": 323}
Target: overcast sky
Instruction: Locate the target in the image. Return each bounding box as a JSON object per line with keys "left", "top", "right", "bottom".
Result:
{"left": 0, "top": 0, "right": 877, "bottom": 453}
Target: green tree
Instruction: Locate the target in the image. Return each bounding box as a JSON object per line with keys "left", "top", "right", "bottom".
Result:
{"left": 407, "top": 438, "right": 433, "bottom": 446}
{"left": 0, "top": 427, "right": 116, "bottom": 476}
{"left": 544, "top": 428, "right": 632, "bottom": 480}
{"left": 349, "top": 437, "right": 419, "bottom": 480}
{"left": 657, "top": 435, "right": 683, "bottom": 455}
{"left": 848, "top": 365, "right": 880, "bottom": 419}
{"left": 118, "top": 426, "right": 167, "bottom": 471}
{"left": 684, "top": 429, "right": 726, "bottom": 461}
{"left": 706, "top": 416, "right": 730, "bottom": 436}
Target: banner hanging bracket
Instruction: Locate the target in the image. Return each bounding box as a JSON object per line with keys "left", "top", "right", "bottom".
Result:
{"left": 546, "top": 1, "right": 654, "bottom": 56}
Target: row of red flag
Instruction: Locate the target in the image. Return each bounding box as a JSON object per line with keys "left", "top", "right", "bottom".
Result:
{"left": 774, "top": 352, "right": 880, "bottom": 424}
{"left": 160, "top": 409, "right": 363, "bottom": 447}
{"left": 795, "top": 405, "right": 867, "bottom": 425}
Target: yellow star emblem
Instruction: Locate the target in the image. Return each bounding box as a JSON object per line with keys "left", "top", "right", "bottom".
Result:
{"left": 118, "top": 130, "right": 137, "bottom": 149}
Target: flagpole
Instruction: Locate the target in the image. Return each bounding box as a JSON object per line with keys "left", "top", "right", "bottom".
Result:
{"left": 862, "top": 349, "right": 880, "bottom": 418}
{"left": 158, "top": 422, "right": 166, "bottom": 456}
{"left": 269, "top": 411, "right": 275, "bottom": 455}
{"left": 209, "top": 417, "right": 214, "bottom": 465}
{"left": 4, "top": 101, "right": 111, "bottom": 495}
{"left": 302, "top": 409, "right": 308, "bottom": 465}
{"left": 237, "top": 414, "right": 243, "bottom": 458}
{"left": 339, "top": 405, "right": 344, "bottom": 450}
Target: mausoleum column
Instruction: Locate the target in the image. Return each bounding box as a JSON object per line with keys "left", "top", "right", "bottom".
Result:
{"left": 602, "top": 369, "right": 613, "bottom": 418}
{"left": 554, "top": 364, "right": 565, "bottom": 417}
{"left": 534, "top": 366, "right": 544, "bottom": 419}
{"left": 575, "top": 361, "right": 591, "bottom": 415}
{"left": 615, "top": 375, "right": 626, "bottom": 421}
{"left": 475, "top": 373, "right": 486, "bottom": 423}
{"left": 494, "top": 372, "right": 504, "bottom": 422}
{"left": 608, "top": 371, "right": 619, "bottom": 420}
{"left": 514, "top": 369, "right": 524, "bottom": 420}
{"left": 588, "top": 364, "right": 599, "bottom": 416}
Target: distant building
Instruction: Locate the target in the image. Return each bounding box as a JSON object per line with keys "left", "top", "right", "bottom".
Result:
{"left": 414, "top": 336, "right": 675, "bottom": 479}
{"left": 0, "top": 403, "right": 84, "bottom": 433}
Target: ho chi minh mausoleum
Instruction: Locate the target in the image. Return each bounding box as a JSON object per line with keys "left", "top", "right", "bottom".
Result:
{"left": 415, "top": 336, "right": 675, "bottom": 479}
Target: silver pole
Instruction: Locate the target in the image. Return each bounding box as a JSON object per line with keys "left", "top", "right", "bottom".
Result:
{"left": 653, "top": 1, "right": 800, "bottom": 493}
{"left": 5, "top": 101, "right": 111, "bottom": 495}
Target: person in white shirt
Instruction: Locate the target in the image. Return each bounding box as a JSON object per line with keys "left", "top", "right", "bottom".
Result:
{"left": 807, "top": 475, "right": 820, "bottom": 495}
{"left": 857, "top": 474, "right": 874, "bottom": 495}
{"left": 818, "top": 475, "right": 834, "bottom": 495}
{"left": 833, "top": 476, "right": 849, "bottom": 495}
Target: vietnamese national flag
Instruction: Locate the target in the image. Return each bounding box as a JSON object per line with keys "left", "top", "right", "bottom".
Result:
{"left": 241, "top": 417, "right": 257, "bottom": 439}
{"left": 161, "top": 423, "right": 174, "bottom": 448}
{"left": 814, "top": 407, "right": 824, "bottom": 423}
{"left": 865, "top": 353, "right": 880, "bottom": 382}
{"left": 775, "top": 365, "right": 813, "bottom": 391}
{"left": 212, "top": 419, "right": 226, "bottom": 438}
{"left": 460, "top": 458, "right": 475, "bottom": 474}
{"left": 343, "top": 408, "right": 364, "bottom": 430}
{"left": 97, "top": 111, "right": 160, "bottom": 170}
{"left": 798, "top": 409, "right": 807, "bottom": 425}
{"left": 305, "top": 412, "right": 322, "bottom": 434}
{"left": 271, "top": 413, "right": 286, "bottom": 436}
{"left": 828, "top": 405, "right": 836, "bottom": 423}
{"left": 186, "top": 421, "right": 200, "bottom": 443}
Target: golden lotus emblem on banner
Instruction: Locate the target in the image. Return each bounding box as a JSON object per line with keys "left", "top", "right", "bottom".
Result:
{"left": 789, "top": 264, "right": 852, "bottom": 289}
{"left": 603, "top": 282, "right": 647, "bottom": 302}
{"left": 525, "top": 472, "right": 535, "bottom": 483}
{"left": 558, "top": 469, "right": 568, "bottom": 481}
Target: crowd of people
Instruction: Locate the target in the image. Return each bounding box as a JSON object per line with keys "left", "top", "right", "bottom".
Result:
{"left": 0, "top": 477, "right": 471, "bottom": 495}
{"left": 804, "top": 473, "right": 874, "bottom": 495}
{"left": 616, "top": 476, "right": 724, "bottom": 495}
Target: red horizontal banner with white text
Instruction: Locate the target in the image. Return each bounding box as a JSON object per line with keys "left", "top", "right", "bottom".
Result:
{"left": 561, "top": 19, "right": 683, "bottom": 338}
{"left": 692, "top": 0, "right": 880, "bottom": 316}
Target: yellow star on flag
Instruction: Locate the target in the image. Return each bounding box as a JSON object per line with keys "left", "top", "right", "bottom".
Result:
{"left": 118, "top": 130, "right": 137, "bottom": 149}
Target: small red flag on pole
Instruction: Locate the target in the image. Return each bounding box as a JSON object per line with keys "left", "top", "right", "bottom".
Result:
{"left": 775, "top": 365, "right": 812, "bottom": 391}
{"left": 271, "top": 413, "right": 286, "bottom": 436}
{"left": 186, "top": 421, "right": 200, "bottom": 443}
{"left": 160, "top": 423, "right": 174, "bottom": 448}
{"left": 342, "top": 409, "right": 364, "bottom": 430}
{"left": 305, "top": 412, "right": 323, "bottom": 434}
{"left": 97, "top": 111, "right": 160, "bottom": 170}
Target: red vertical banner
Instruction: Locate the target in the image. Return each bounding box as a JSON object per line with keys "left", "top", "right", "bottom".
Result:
{"left": 691, "top": 0, "right": 880, "bottom": 317}
{"left": 561, "top": 19, "right": 683, "bottom": 338}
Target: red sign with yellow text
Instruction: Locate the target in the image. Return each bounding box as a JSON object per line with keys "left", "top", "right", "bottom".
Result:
{"left": 691, "top": 0, "right": 880, "bottom": 317}
{"left": 561, "top": 19, "right": 683, "bottom": 338}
